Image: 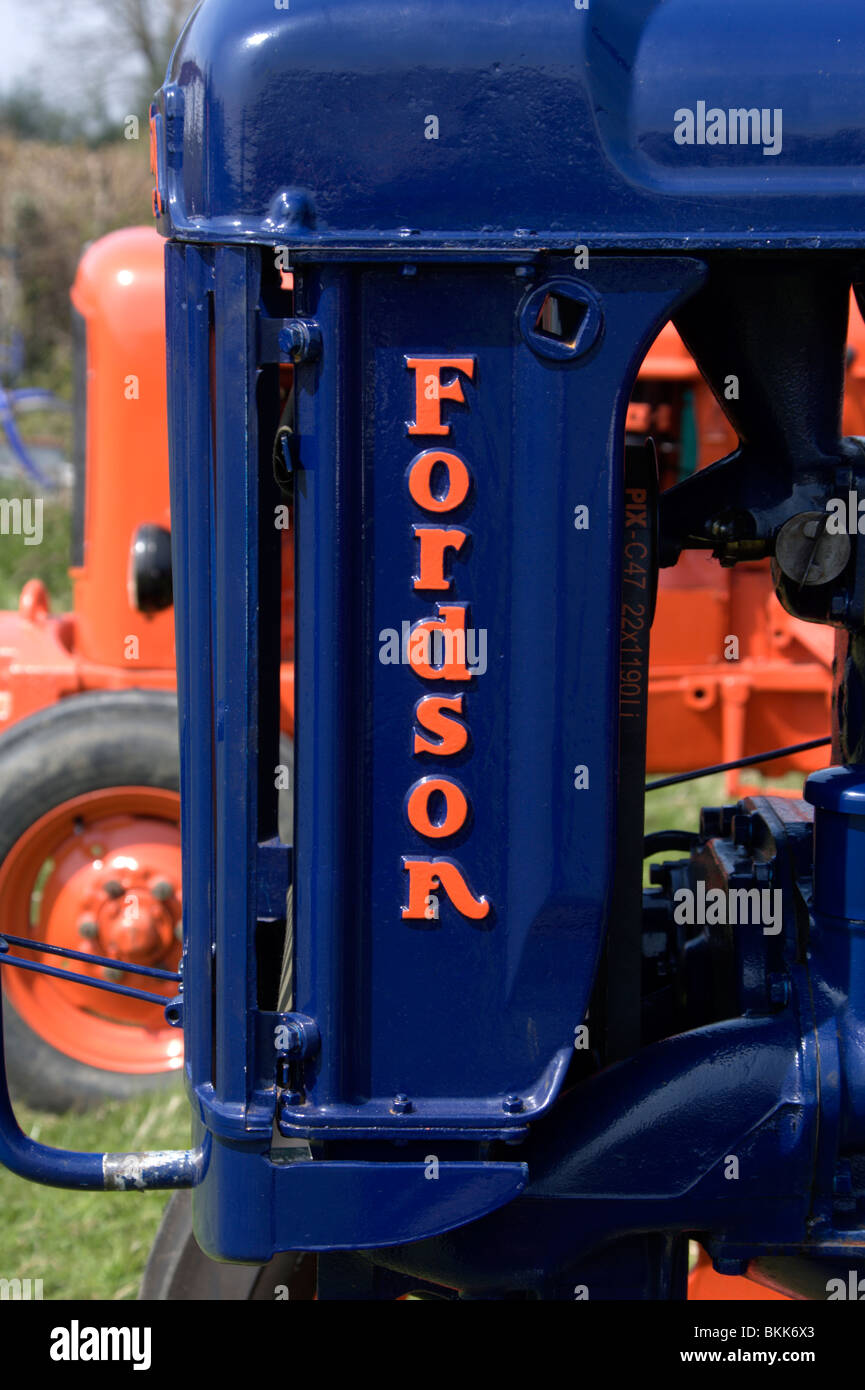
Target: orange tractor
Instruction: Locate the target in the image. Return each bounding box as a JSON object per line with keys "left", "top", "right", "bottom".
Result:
{"left": 0, "top": 224, "right": 861, "bottom": 1114}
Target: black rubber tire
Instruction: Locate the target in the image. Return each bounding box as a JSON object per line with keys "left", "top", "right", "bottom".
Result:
{"left": 140, "top": 1191, "right": 315, "bottom": 1300}
{"left": 0, "top": 690, "right": 184, "bottom": 1113}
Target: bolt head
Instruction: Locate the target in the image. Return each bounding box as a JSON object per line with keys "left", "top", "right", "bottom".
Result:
{"left": 502, "top": 1094, "right": 524, "bottom": 1114}
{"left": 102, "top": 879, "right": 124, "bottom": 899}
{"left": 101, "top": 967, "right": 124, "bottom": 983}
{"left": 151, "top": 879, "right": 174, "bottom": 902}
{"left": 391, "top": 1094, "right": 413, "bottom": 1115}
{"left": 78, "top": 920, "right": 99, "bottom": 940}
{"left": 174, "top": 919, "right": 183, "bottom": 942}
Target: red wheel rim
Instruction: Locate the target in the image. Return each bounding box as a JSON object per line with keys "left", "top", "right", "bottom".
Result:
{"left": 0, "top": 787, "right": 183, "bottom": 1075}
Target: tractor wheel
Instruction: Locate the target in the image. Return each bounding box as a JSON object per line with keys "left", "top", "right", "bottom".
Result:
{"left": 0, "top": 691, "right": 185, "bottom": 1112}
{"left": 140, "top": 1191, "right": 316, "bottom": 1300}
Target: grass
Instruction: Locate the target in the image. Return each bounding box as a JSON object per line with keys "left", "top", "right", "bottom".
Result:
{"left": 0, "top": 1084, "right": 188, "bottom": 1300}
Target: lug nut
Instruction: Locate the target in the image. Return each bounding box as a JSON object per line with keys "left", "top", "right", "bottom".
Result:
{"left": 78, "top": 920, "right": 99, "bottom": 940}
{"left": 151, "top": 879, "right": 174, "bottom": 902}
{"left": 102, "top": 879, "right": 124, "bottom": 899}
{"left": 502, "top": 1094, "right": 524, "bottom": 1114}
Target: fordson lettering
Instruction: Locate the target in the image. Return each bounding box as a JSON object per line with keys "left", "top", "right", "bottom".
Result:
{"left": 402, "top": 358, "right": 490, "bottom": 923}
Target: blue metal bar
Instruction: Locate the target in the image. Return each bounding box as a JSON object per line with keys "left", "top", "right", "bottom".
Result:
{"left": 0, "top": 933, "right": 180, "bottom": 982}
{"left": 0, "top": 951, "right": 173, "bottom": 1008}
{"left": 8, "top": 388, "right": 69, "bottom": 410}
{"left": 165, "top": 241, "right": 215, "bottom": 1092}
{"left": 0, "top": 983, "right": 205, "bottom": 1190}
{"left": 293, "top": 266, "right": 358, "bottom": 1107}
{"left": 212, "top": 246, "right": 261, "bottom": 1112}
{"left": 0, "top": 381, "right": 53, "bottom": 488}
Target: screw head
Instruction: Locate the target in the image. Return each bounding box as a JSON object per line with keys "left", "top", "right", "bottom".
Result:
{"left": 78, "top": 920, "right": 99, "bottom": 940}
{"left": 102, "top": 879, "right": 124, "bottom": 899}
{"left": 151, "top": 879, "right": 174, "bottom": 902}
{"left": 502, "top": 1094, "right": 524, "bottom": 1114}
{"left": 391, "top": 1094, "right": 413, "bottom": 1115}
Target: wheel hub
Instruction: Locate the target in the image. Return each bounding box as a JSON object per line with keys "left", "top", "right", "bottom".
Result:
{"left": 0, "top": 787, "right": 184, "bottom": 1074}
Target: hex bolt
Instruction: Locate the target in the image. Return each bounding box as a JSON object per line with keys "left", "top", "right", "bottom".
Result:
{"left": 281, "top": 1089, "right": 304, "bottom": 1107}
{"left": 78, "top": 920, "right": 99, "bottom": 940}
{"left": 391, "top": 1093, "right": 413, "bottom": 1115}
{"left": 502, "top": 1094, "right": 524, "bottom": 1114}
{"left": 151, "top": 879, "right": 174, "bottom": 902}
{"left": 102, "top": 880, "right": 124, "bottom": 899}
{"left": 279, "top": 320, "right": 322, "bottom": 363}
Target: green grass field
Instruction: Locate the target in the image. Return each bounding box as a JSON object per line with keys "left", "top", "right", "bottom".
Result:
{"left": 0, "top": 1085, "right": 189, "bottom": 1300}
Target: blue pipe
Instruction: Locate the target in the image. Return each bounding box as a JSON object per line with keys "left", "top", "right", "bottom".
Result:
{"left": 0, "top": 987, "right": 207, "bottom": 1190}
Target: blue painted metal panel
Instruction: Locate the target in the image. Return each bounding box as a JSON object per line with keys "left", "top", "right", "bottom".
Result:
{"left": 285, "top": 256, "right": 705, "bottom": 1135}
{"left": 156, "top": 0, "right": 865, "bottom": 250}
{"left": 193, "top": 1140, "right": 528, "bottom": 1260}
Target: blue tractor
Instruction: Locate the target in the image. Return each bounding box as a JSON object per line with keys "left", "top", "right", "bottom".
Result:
{"left": 2, "top": 0, "right": 865, "bottom": 1301}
